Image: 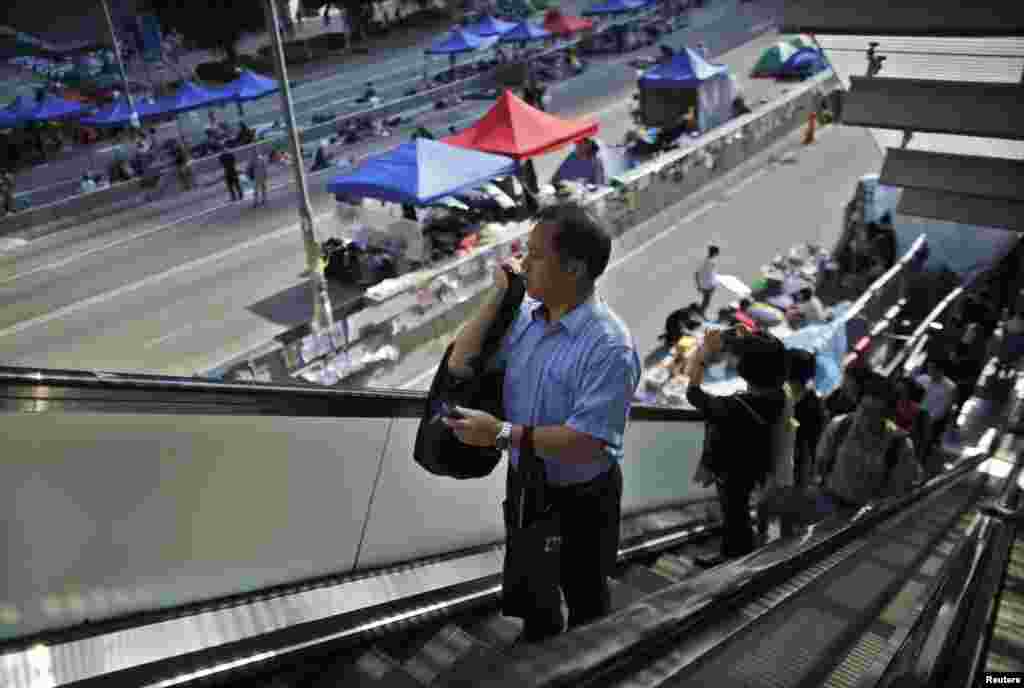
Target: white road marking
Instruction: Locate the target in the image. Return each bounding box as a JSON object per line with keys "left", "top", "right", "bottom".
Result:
{"left": 143, "top": 323, "right": 195, "bottom": 349}
{"left": 722, "top": 167, "right": 770, "bottom": 198}
{"left": 2, "top": 175, "right": 334, "bottom": 285}
{"left": 0, "top": 210, "right": 333, "bottom": 341}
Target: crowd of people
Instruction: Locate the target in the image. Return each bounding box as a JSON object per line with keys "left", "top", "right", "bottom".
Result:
{"left": 432, "top": 199, "right": 1013, "bottom": 647}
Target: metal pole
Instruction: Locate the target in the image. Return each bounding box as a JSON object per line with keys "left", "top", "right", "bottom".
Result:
{"left": 99, "top": 0, "right": 140, "bottom": 131}
{"left": 262, "top": 0, "right": 335, "bottom": 337}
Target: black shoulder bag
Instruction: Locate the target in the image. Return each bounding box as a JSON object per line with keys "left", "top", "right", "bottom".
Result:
{"left": 413, "top": 266, "right": 526, "bottom": 479}
{"left": 500, "top": 426, "right": 563, "bottom": 620}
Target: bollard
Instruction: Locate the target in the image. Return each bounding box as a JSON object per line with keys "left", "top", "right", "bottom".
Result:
{"left": 802, "top": 110, "right": 817, "bottom": 145}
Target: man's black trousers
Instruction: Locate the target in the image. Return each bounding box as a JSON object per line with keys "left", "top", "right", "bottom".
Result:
{"left": 718, "top": 478, "right": 755, "bottom": 558}
{"left": 505, "top": 461, "right": 623, "bottom": 643}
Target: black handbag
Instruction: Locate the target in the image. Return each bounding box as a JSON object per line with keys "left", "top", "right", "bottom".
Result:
{"left": 413, "top": 266, "right": 526, "bottom": 479}
{"left": 501, "top": 426, "right": 563, "bottom": 620}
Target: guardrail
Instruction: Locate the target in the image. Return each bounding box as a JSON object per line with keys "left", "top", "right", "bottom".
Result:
{"left": 207, "top": 68, "right": 847, "bottom": 386}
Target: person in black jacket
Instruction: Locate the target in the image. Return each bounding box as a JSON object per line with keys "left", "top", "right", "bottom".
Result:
{"left": 789, "top": 350, "right": 827, "bottom": 489}
{"left": 688, "top": 328, "right": 787, "bottom": 561}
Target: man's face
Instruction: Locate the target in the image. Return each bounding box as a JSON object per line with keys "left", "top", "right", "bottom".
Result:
{"left": 522, "top": 222, "right": 573, "bottom": 304}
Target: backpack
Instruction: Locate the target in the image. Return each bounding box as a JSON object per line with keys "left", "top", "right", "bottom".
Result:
{"left": 822, "top": 414, "right": 906, "bottom": 486}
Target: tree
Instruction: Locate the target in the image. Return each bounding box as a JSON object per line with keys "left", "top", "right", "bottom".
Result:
{"left": 147, "top": 0, "right": 267, "bottom": 67}
{"left": 301, "top": 0, "right": 376, "bottom": 42}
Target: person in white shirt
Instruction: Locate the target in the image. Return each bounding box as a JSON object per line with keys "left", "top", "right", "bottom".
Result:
{"left": 914, "top": 359, "right": 957, "bottom": 465}
{"left": 694, "top": 244, "right": 719, "bottom": 317}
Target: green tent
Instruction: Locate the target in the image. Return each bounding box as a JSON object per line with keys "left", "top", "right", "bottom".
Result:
{"left": 787, "top": 34, "right": 816, "bottom": 50}
{"left": 751, "top": 41, "right": 801, "bottom": 77}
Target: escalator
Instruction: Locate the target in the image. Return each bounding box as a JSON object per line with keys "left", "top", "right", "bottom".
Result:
{"left": 0, "top": 358, "right": 1020, "bottom": 688}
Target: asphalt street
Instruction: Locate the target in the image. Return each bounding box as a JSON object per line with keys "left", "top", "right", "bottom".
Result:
{"left": 0, "top": 0, "right": 877, "bottom": 381}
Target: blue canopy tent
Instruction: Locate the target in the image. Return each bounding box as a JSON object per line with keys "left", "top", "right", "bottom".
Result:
{"left": 23, "top": 95, "right": 90, "bottom": 123}
{"left": 498, "top": 21, "right": 551, "bottom": 43}
{"left": 582, "top": 0, "right": 650, "bottom": 16}
{"left": 215, "top": 69, "right": 280, "bottom": 118}
{"left": 218, "top": 70, "right": 279, "bottom": 101}
{"left": 327, "top": 138, "right": 516, "bottom": 206}
{"left": 463, "top": 15, "right": 517, "bottom": 37}
{"left": 638, "top": 47, "right": 736, "bottom": 131}
{"left": 79, "top": 97, "right": 158, "bottom": 128}
{"left": 779, "top": 47, "right": 828, "bottom": 78}
{"left": 152, "top": 81, "right": 231, "bottom": 116}
{"left": 425, "top": 28, "right": 500, "bottom": 54}
{"left": 0, "top": 95, "right": 36, "bottom": 128}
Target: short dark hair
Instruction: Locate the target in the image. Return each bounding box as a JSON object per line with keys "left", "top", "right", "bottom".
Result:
{"left": 787, "top": 349, "right": 816, "bottom": 385}
{"left": 708, "top": 245, "right": 720, "bottom": 257}
{"left": 535, "top": 202, "right": 612, "bottom": 284}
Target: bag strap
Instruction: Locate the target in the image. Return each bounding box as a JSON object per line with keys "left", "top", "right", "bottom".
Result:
{"left": 734, "top": 394, "right": 768, "bottom": 426}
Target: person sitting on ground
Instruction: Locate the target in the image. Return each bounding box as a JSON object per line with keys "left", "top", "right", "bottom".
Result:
{"left": 237, "top": 121, "right": 255, "bottom": 146}
{"left": 732, "top": 95, "right": 752, "bottom": 117}
{"left": 787, "top": 287, "right": 828, "bottom": 327}
{"left": 311, "top": 139, "right": 331, "bottom": 171}
{"left": 357, "top": 81, "right": 377, "bottom": 104}
{"left": 79, "top": 173, "right": 97, "bottom": 194}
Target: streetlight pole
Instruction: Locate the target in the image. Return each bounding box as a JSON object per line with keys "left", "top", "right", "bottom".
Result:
{"left": 99, "top": 0, "right": 140, "bottom": 130}
{"left": 261, "top": 0, "right": 335, "bottom": 337}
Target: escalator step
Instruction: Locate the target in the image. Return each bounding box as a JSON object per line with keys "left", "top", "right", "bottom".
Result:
{"left": 401, "top": 625, "right": 481, "bottom": 686}
{"left": 619, "top": 565, "right": 679, "bottom": 595}
{"left": 308, "top": 647, "right": 423, "bottom": 688}
{"left": 458, "top": 611, "right": 523, "bottom": 648}
{"left": 609, "top": 578, "right": 653, "bottom": 612}
{"left": 652, "top": 554, "right": 701, "bottom": 581}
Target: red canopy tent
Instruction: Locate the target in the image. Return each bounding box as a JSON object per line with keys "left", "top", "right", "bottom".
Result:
{"left": 443, "top": 90, "right": 599, "bottom": 160}
{"left": 543, "top": 9, "right": 594, "bottom": 35}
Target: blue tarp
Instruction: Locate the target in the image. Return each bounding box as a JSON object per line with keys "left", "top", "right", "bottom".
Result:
{"left": 79, "top": 96, "right": 158, "bottom": 127}
{"left": 217, "top": 70, "right": 279, "bottom": 102}
{"left": 327, "top": 138, "right": 516, "bottom": 206}
{"left": 426, "top": 28, "right": 499, "bottom": 54}
{"left": 498, "top": 21, "right": 551, "bottom": 43}
{"left": 463, "top": 15, "right": 517, "bottom": 36}
{"left": 0, "top": 95, "right": 36, "bottom": 127}
{"left": 23, "top": 95, "right": 89, "bottom": 122}
{"left": 780, "top": 47, "right": 828, "bottom": 77}
{"left": 583, "top": 0, "right": 650, "bottom": 15}
{"left": 151, "top": 81, "right": 230, "bottom": 116}
{"left": 639, "top": 48, "right": 730, "bottom": 89}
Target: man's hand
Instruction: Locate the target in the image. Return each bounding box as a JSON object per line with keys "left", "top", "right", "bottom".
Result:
{"left": 443, "top": 406, "right": 502, "bottom": 448}
{"left": 492, "top": 258, "right": 522, "bottom": 294}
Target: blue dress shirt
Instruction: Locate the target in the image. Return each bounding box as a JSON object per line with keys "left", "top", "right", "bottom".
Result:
{"left": 489, "top": 292, "right": 641, "bottom": 486}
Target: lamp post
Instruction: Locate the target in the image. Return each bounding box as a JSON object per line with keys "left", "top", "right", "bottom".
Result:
{"left": 261, "top": 0, "right": 335, "bottom": 338}
{"left": 99, "top": 0, "right": 140, "bottom": 130}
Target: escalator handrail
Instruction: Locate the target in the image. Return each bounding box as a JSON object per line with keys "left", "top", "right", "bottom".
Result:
{"left": 451, "top": 441, "right": 997, "bottom": 687}
{"left": 934, "top": 439, "right": 1024, "bottom": 688}
{"left": 0, "top": 365, "right": 702, "bottom": 421}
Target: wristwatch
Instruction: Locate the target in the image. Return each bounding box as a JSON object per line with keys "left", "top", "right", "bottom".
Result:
{"left": 495, "top": 422, "right": 513, "bottom": 451}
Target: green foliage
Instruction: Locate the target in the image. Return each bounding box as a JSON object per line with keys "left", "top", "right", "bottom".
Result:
{"left": 148, "top": 0, "right": 268, "bottom": 65}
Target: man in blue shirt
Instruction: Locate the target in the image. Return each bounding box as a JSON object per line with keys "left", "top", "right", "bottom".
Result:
{"left": 446, "top": 202, "right": 641, "bottom": 643}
